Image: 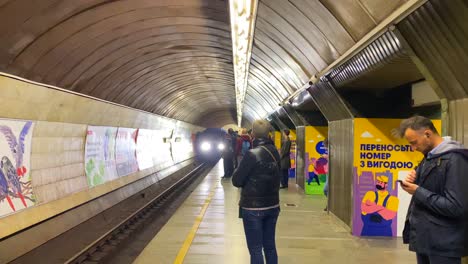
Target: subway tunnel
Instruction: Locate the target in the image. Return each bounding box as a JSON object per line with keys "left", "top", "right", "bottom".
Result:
{"left": 0, "top": 0, "right": 467, "bottom": 263}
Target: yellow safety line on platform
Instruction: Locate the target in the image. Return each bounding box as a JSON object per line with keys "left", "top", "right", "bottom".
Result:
{"left": 173, "top": 181, "right": 218, "bottom": 264}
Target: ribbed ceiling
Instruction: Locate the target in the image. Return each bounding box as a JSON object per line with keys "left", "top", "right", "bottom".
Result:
{"left": 243, "top": 0, "right": 408, "bottom": 126}
{"left": 0, "top": 0, "right": 236, "bottom": 127}
{"left": 0, "top": 0, "right": 409, "bottom": 127}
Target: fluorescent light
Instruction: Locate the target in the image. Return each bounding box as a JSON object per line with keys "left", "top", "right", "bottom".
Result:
{"left": 229, "top": 0, "right": 258, "bottom": 127}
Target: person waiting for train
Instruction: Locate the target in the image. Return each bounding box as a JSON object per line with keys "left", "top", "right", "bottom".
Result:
{"left": 232, "top": 120, "right": 281, "bottom": 264}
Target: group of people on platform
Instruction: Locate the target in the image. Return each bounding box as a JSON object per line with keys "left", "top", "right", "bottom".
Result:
{"left": 221, "top": 127, "right": 255, "bottom": 179}
{"left": 222, "top": 116, "right": 468, "bottom": 264}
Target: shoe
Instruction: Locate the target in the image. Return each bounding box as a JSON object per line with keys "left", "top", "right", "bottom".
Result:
{"left": 323, "top": 206, "right": 328, "bottom": 211}
{"left": 280, "top": 186, "right": 288, "bottom": 189}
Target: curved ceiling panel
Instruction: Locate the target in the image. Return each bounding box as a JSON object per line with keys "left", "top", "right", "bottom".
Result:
{"left": 196, "top": 108, "right": 237, "bottom": 128}
{"left": 0, "top": 0, "right": 235, "bottom": 127}
{"left": 0, "top": 0, "right": 410, "bottom": 128}
{"left": 244, "top": 0, "right": 408, "bottom": 123}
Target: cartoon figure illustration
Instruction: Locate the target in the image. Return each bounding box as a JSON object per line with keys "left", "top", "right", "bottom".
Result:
{"left": 307, "top": 154, "right": 328, "bottom": 186}
{"left": 360, "top": 175, "right": 399, "bottom": 236}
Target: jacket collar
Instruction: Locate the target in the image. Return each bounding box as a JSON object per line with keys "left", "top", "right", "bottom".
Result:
{"left": 253, "top": 137, "right": 274, "bottom": 147}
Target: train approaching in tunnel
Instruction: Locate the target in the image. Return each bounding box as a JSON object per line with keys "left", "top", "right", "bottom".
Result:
{"left": 194, "top": 128, "right": 227, "bottom": 162}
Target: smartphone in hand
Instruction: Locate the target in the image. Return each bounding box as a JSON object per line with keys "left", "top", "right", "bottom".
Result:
{"left": 396, "top": 180, "right": 406, "bottom": 187}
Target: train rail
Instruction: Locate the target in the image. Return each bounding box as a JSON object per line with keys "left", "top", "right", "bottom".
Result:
{"left": 63, "top": 163, "right": 207, "bottom": 264}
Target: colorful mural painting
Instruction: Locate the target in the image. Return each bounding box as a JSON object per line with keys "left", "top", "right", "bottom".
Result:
{"left": 352, "top": 118, "right": 441, "bottom": 237}
{"left": 115, "top": 128, "right": 139, "bottom": 177}
{"left": 289, "top": 130, "right": 297, "bottom": 177}
{"left": 84, "top": 126, "right": 118, "bottom": 187}
{"left": 304, "top": 126, "right": 328, "bottom": 195}
{"left": 0, "top": 119, "right": 35, "bottom": 217}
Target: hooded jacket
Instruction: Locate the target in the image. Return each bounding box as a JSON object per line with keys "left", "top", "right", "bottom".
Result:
{"left": 403, "top": 139, "right": 468, "bottom": 257}
{"left": 232, "top": 138, "right": 281, "bottom": 208}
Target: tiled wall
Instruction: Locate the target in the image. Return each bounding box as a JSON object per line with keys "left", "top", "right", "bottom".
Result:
{"left": 0, "top": 74, "right": 203, "bottom": 238}
{"left": 31, "top": 121, "right": 87, "bottom": 203}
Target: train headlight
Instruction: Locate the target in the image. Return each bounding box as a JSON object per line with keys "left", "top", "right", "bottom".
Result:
{"left": 200, "top": 142, "right": 211, "bottom": 152}
{"left": 217, "top": 143, "right": 225, "bottom": 150}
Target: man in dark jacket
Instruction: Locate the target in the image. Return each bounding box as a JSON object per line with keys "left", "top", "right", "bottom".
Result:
{"left": 279, "top": 129, "right": 291, "bottom": 189}
{"left": 398, "top": 116, "right": 468, "bottom": 264}
{"left": 232, "top": 120, "right": 281, "bottom": 264}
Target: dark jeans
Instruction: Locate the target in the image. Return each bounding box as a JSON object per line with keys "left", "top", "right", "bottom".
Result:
{"left": 242, "top": 207, "right": 280, "bottom": 264}
{"left": 416, "top": 253, "right": 461, "bottom": 264}
{"left": 233, "top": 154, "right": 238, "bottom": 168}
{"left": 281, "top": 169, "right": 289, "bottom": 187}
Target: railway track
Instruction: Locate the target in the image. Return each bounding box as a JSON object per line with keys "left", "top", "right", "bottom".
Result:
{"left": 64, "top": 163, "right": 207, "bottom": 264}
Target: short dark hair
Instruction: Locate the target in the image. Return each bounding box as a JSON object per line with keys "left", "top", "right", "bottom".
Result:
{"left": 283, "top": 129, "right": 290, "bottom": 136}
{"left": 398, "top": 116, "right": 438, "bottom": 137}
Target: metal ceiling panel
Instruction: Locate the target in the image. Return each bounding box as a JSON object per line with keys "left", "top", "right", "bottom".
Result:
{"left": 0, "top": 0, "right": 410, "bottom": 127}
{"left": 0, "top": 0, "right": 235, "bottom": 127}
{"left": 245, "top": 0, "right": 408, "bottom": 124}
{"left": 397, "top": 0, "right": 468, "bottom": 100}
{"left": 308, "top": 78, "right": 354, "bottom": 121}
{"left": 327, "top": 30, "right": 423, "bottom": 90}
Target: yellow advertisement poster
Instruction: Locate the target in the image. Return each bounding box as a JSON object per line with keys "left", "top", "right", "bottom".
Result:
{"left": 304, "top": 126, "right": 328, "bottom": 195}
{"left": 273, "top": 131, "right": 281, "bottom": 150}
{"left": 352, "top": 118, "right": 441, "bottom": 237}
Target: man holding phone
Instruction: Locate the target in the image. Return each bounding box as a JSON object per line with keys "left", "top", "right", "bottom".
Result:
{"left": 398, "top": 116, "right": 468, "bottom": 264}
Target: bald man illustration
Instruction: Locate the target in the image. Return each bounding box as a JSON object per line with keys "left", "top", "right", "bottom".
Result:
{"left": 361, "top": 176, "right": 399, "bottom": 236}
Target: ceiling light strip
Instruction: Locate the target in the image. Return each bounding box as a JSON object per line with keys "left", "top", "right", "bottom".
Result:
{"left": 229, "top": 0, "right": 258, "bottom": 127}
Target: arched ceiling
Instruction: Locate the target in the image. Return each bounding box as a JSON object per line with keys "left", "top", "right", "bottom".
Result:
{"left": 0, "top": 0, "right": 408, "bottom": 128}
{"left": 242, "top": 0, "right": 408, "bottom": 126}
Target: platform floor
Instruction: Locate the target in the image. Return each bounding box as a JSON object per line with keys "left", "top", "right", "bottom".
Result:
{"left": 133, "top": 161, "right": 415, "bottom": 264}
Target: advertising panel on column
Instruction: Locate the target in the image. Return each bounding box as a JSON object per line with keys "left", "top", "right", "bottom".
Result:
{"left": 304, "top": 126, "right": 328, "bottom": 195}
{"left": 85, "top": 126, "right": 118, "bottom": 187}
{"left": 352, "top": 118, "right": 441, "bottom": 237}
{"left": 0, "top": 119, "right": 35, "bottom": 217}
{"left": 289, "top": 130, "right": 297, "bottom": 178}
{"left": 115, "top": 128, "right": 139, "bottom": 177}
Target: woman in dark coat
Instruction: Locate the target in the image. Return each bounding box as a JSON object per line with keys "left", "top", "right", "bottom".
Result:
{"left": 232, "top": 120, "right": 281, "bottom": 264}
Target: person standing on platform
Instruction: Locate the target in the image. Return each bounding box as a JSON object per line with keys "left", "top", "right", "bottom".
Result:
{"left": 222, "top": 131, "right": 234, "bottom": 178}
{"left": 236, "top": 128, "right": 253, "bottom": 165}
{"left": 228, "top": 128, "right": 238, "bottom": 169}
{"left": 322, "top": 139, "right": 329, "bottom": 211}
{"left": 279, "top": 129, "right": 291, "bottom": 189}
{"left": 232, "top": 120, "right": 281, "bottom": 264}
{"left": 398, "top": 116, "right": 468, "bottom": 264}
